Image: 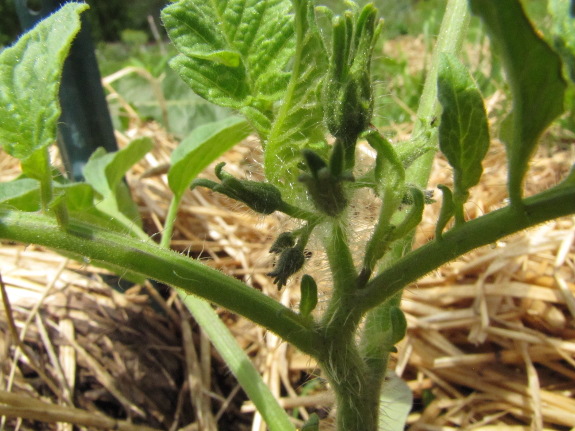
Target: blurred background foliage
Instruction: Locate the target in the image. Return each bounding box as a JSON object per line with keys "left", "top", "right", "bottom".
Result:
{"left": 0, "top": 0, "right": 166, "bottom": 45}
{"left": 0, "top": 0, "right": 569, "bottom": 140}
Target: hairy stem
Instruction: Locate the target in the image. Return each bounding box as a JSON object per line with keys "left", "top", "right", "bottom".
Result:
{"left": 315, "top": 222, "right": 379, "bottom": 429}
{"left": 357, "top": 183, "right": 575, "bottom": 314}
{"left": 160, "top": 196, "right": 180, "bottom": 249}
{"left": 353, "top": 2, "right": 472, "bottom": 428}
{"left": 0, "top": 209, "right": 321, "bottom": 357}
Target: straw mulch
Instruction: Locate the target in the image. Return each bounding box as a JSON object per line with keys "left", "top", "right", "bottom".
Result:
{"left": 2, "top": 77, "right": 575, "bottom": 431}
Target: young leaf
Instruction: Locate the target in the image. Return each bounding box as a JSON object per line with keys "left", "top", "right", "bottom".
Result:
{"left": 168, "top": 117, "right": 252, "bottom": 200}
{"left": 358, "top": 130, "right": 407, "bottom": 285}
{"left": 84, "top": 138, "right": 152, "bottom": 197}
{"left": 56, "top": 183, "right": 95, "bottom": 212}
{"left": 437, "top": 53, "right": 489, "bottom": 223}
{"left": 161, "top": 0, "right": 294, "bottom": 136}
{"left": 264, "top": 0, "right": 329, "bottom": 199}
{"left": 0, "top": 3, "right": 88, "bottom": 160}
{"left": 469, "top": 0, "right": 567, "bottom": 205}
{"left": 83, "top": 137, "right": 153, "bottom": 236}
{"left": 378, "top": 371, "right": 413, "bottom": 431}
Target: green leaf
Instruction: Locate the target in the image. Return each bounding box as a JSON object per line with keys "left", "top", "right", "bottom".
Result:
{"left": 168, "top": 117, "right": 252, "bottom": 200}
{"left": 469, "top": 0, "right": 567, "bottom": 204}
{"left": 0, "top": 179, "right": 94, "bottom": 214}
{"left": 0, "top": 3, "right": 88, "bottom": 160}
{"left": 264, "top": 0, "right": 329, "bottom": 200}
{"left": 161, "top": 0, "right": 294, "bottom": 135}
{"left": 177, "top": 296, "right": 296, "bottom": 431}
{"left": 378, "top": 371, "right": 413, "bottom": 431}
{"left": 83, "top": 137, "right": 153, "bottom": 237}
{"left": 549, "top": 0, "right": 575, "bottom": 83}
{"left": 437, "top": 53, "right": 489, "bottom": 221}
{"left": 57, "top": 183, "right": 95, "bottom": 212}
{"left": 84, "top": 138, "right": 152, "bottom": 197}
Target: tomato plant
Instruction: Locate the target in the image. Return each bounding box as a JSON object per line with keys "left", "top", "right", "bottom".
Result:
{"left": 1, "top": 1, "right": 574, "bottom": 430}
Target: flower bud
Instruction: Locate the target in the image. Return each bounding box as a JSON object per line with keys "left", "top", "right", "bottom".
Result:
{"left": 269, "top": 232, "right": 296, "bottom": 254}
{"left": 267, "top": 247, "right": 305, "bottom": 289}
{"left": 191, "top": 163, "right": 283, "bottom": 214}
{"left": 322, "top": 4, "right": 382, "bottom": 168}
{"left": 299, "top": 149, "right": 352, "bottom": 217}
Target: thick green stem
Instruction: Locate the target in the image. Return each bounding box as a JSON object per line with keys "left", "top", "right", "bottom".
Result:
{"left": 315, "top": 222, "right": 380, "bottom": 429}
{"left": 359, "top": 291, "right": 403, "bottom": 408}
{"left": 318, "top": 292, "right": 374, "bottom": 430}
{"left": 0, "top": 209, "right": 321, "bottom": 357}
{"left": 357, "top": 183, "right": 575, "bottom": 314}
{"left": 315, "top": 2, "right": 473, "bottom": 429}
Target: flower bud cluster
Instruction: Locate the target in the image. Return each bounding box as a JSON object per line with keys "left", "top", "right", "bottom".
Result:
{"left": 267, "top": 233, "right": 305, "bottom": 289}
{"left": 322, "top": 4, "right": 382, "bottom": 168}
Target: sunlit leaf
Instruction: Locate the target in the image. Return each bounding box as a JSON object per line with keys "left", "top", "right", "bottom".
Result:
{"left": 168, "top": 117, "right": 252, "bottom": 200}
{"left": 0, "top": 3, "right": 88, "bottom": 160}
{"left": 264, "top": 0, "right": 328, "bottom": 200}
{"left": 162, "top": 0, "right": 294, "bottom": 137}
{"left": 437, "top": 53, "right": 489, "bottom": 220}
{"left": 0, "top": 178, "right": 41, "bottom": 211}
{"left": 83, "top": 137, "right": 153, "bottom": 236}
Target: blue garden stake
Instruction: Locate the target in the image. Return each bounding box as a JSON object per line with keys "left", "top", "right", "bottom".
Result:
{"left": 14, "top": 0, "right": 118, "bottom": 181}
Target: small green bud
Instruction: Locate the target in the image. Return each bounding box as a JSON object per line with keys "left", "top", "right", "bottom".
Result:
{"left": 435, "top": 184, "right": 454, "bottom": 240}
{"left": 219, "top": 178, "right": 283, "bottom": 214}
{"left": 299, "top": 274, "right": 318, "bottom": 318}
{"left": 268, "top": 247, "right": 305, "bottom": 289}
{"left": 390, "top": 306, "right": 407, "bottom": 346}
{"left": 269, "top": 232, "right": 296, "bottom": 254}
{"left": 302, "top": 149, "right": 327, "bottom": 175}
